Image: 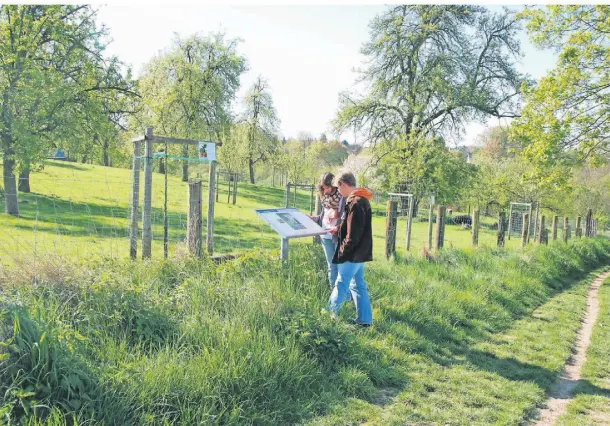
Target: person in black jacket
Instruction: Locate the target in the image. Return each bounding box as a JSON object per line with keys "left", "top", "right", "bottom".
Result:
{"left": 327, "top": 171, "right": 373, "bottom": 326}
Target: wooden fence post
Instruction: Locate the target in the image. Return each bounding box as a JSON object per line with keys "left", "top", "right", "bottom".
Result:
{"left": 285, "top": 183, "right": 290, "bottom": 208}
{"left": 538, "top": 215, "right": 546, "bottom": 244}
{"left": 434, "top": 206, "right": 446, "bottom": 250}
{"left": 207, "top": 161, "right": 217, "bottom": 255}
{"left": 576, "top": 216, "right": 582, "bottom": 238}
{"left": 187, "top": 180, "right": 203, "bottom": 257}
{"left": 585, "top": 209, "right": 593, "bottom": 237}
{"left": 563, "top": 216, "right": 569, "bottom": 242}
{"left": 552, "top": 215, "right": 558, "bottom": 241}
{"left": 385, "top": 200, "right": 398, "bottom": 259}
{"left": 215, "top": 170, "right": 219, "bottom": 202}
{"left": 406, "top": 196, "right": 414, "bottom": 251}
{"left": 472, "top": 209, "right": 480, "bottom": 247}
{"left": 507, "top": 204, "right": 513, "bottom": 240}
{"left": 497, "top": 212, "right": 505, "bottom": 247}
{"left": 427, "top": 201, "right": 434, "bottom": 250}
{"left": 521, "top": 213, "right": 529, "bottom": 248}
{"left": 310, "top": 183, "right": 315, "bottom": 216}
{"left": 141, "top": 127, "right": 154, "bottom": 259}
{"left": 129, "top": 140, "right": 141, "bottom": 259}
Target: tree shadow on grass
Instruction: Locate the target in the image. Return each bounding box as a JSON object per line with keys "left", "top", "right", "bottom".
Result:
{"left": 42, "top": 159, "right": 90, "bottom": 171}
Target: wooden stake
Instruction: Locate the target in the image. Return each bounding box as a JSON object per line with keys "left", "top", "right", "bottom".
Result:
{"left": 141, "top": 127, "right": 154, "bottom": 259}
{"left": 472, "top": 209, "right": 480, "bottom": 247}
{"left": 497, "top": 212, "right": 505, "bottom": 247}
{"left": 434, "top": 206, "right": 446, "bottom": 250}
{"left": 207, "top": 161, "right": 217, "bottom": 255}
{"left": 187, "top": 180, "right": 203, "bottom": 257}
{"left": 521, "top": 213, "right": 529, "bottom": 248}
{"left": 129, "top": 140, "right": 141, "bottom": 259}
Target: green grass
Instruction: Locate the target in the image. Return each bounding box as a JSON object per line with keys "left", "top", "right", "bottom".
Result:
{"left": 0, "top": 160, "right": 523, "bottom": 269}
{"left": 1, "top": 236, "right": 609, "bottom": 425}
{"left": 555, "top": 276, "right": 610, "bottom": 426}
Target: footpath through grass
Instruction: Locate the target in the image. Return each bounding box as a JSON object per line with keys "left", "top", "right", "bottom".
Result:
{"left": 556, "top": 276, "right": 610, "bottom": 426}
{"left": 0, "top": 238, "right": 609, "bottom": 425}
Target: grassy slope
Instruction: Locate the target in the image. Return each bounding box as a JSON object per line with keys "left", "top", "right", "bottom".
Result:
{"left": 0, "top": 160, "right": 522, "bottom": 267}
{"left": 556, "top": 277, "right": 610, "bottom": 426}
{"left": 1, "top": 237, "right": 609, "bottom": 425}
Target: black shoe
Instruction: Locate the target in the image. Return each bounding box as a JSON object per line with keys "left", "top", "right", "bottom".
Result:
{"left": 351, "top": 319, "right": 372, "bottom": 328}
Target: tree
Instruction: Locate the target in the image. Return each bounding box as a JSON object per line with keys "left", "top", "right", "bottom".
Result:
{"left": 0, "top": 5, "right": 135, "bottom": 214}
{"left": 474, "top": 126, "right": 515, "bottom": 162}
{"left": 333, "top": 5, "right": 527, "bottom": 189}
{"left": 241, "top": 75, "right": 280, "bottom": 183}
{"left": 297, "top": 131, "right": 314, "bottom": 143}
{"left": 138, "top": 32, "right": 247, "bottom": 181}
{"left": 319, "top": 132, "right": 328, "bottom": 143}
{"left": 512, "top": 6, "right": 610, "bottom": 169}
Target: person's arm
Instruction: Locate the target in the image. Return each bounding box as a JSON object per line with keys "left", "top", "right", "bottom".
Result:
{"left": 338, "top": 202, "right": 365, "bottom": 255}
{"left": 307, "top": 203, "right": 324, "bottom": 225}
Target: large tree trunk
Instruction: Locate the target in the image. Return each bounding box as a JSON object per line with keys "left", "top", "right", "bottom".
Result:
{"left": 2, "top": 151, "right": 19, "bottom": 216}
{"left": 18, "top": 166, "right": 30, "bottom": 193}
{"left": 102, "top": 140, "right": 110, "bottom": 166}
{"left": 249, "top": 158, "right": 255, "bottom": 184}
{"left": 181, "top": 145, "right": 189, "bottom": 182}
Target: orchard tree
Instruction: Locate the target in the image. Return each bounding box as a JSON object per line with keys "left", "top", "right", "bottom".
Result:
{"left": 138, "top": 32, "right": 246, "bottom": 181}
{"left": 0, "top": 5, "right": 135, "bottom": 214}
{"left": 333, "top": 5, "right": 527, "bottom": 190}
{"left": 240, "top": 75, "right": 280, "bottom": 183}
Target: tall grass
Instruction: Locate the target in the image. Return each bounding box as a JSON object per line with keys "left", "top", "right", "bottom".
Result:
{"left": 1, "top": 238, "right": 609, "bottom": 425}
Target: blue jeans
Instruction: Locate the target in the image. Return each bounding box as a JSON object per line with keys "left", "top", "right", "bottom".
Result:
{"left": 320, "top": 238, "right": 338, "bottom": 289}
{"left": 327, "top": 262, "right": 372, "bottom": 325}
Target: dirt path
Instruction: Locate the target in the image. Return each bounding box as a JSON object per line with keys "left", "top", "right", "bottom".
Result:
{"left": 531, "top": 270, "right": 610, "bottom": 426}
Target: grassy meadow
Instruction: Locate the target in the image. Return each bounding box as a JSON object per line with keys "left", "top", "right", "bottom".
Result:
{"left": 1, "top": 232, "right": 609, "bottom": 424}
{"left": 1, "top": 160, "right": 610, "bottom": 425}
{"left": 0, "top": 160, "right": 523, "bottom": 271}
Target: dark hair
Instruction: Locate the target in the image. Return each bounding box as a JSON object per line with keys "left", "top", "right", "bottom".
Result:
{"left": 317, "top": 172, "right": 336, "bottom": 200}
{"left": 333, "top": 170, "right": 357, "bottom": 188}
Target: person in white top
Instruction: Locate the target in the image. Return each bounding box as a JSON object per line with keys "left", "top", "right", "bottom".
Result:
{"left": 308, "top": 172, "right": 346, "bottom": 289}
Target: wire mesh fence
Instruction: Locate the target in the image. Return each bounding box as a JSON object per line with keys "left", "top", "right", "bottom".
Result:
{"left": 0, "top": 158, "right": 606, "bottom": 282}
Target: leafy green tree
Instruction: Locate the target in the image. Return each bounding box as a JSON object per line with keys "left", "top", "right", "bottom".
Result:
{"left": 0, "top": 5, "right": 135, "bottom": 214}
{"left": 513, "top": 6, "right": 610, "bottom": 170}
{"left": 332, "top": 5, "right": 527, "bottom": 193}
{"left": 240, "top": 75, "right": 280, "bottom": 184}
{"left": 138, "top": 32, "right": 246, "bottom": 181}
{"left": 334, "top": 6, "right": 525, "bottom": 146}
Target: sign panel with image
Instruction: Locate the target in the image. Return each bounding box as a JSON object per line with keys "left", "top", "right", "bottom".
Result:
{"left": 198, "top": 142, "right": 216, "bottom": 162}
{"left": 255, "top": 208, "right": 328, "bottom": 239}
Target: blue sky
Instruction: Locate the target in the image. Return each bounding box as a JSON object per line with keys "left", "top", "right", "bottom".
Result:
{"left": 97, "top": 5, "right": 558, "bottom": 145}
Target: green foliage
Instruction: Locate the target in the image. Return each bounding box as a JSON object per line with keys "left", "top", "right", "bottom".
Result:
{"left": 333, "top": 5, "right": 526, "bottom": 193}
{"left": 377, "top": 136, "right": 475, "bottom": 204}
{"left": 137, "top": 31, "right": 247, "bottom": 175}
{"left": 513, "top": 6, "right": 610, "bottom": 169}
{"left": 0, "top": 5, "right": 135, "bottom": 213}
{"left": 0, "top": 305, "right": 98, "bottom": 422}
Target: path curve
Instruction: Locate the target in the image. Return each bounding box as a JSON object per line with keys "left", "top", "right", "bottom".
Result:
{"left": 532, "top": 270, "right": 610, "bottom": 426}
